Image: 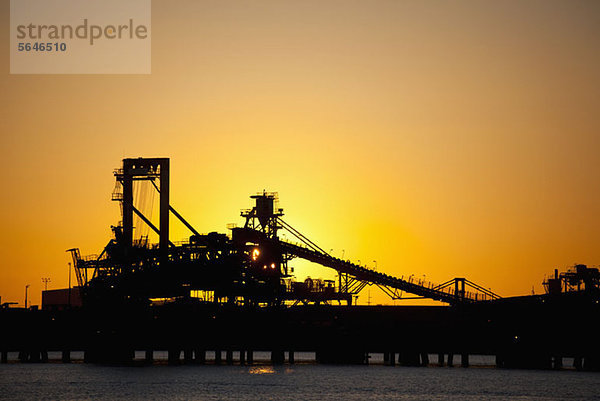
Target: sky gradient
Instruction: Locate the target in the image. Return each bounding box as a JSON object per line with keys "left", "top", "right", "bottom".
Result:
{"left": 1, "top": 0, "right": 599, "bottom": 306}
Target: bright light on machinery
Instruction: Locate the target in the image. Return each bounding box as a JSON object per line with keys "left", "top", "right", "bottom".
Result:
{"left": 252, "top": 248, "right": 260, "bottom": 261}
{"left": 270, "top": 263, "right": 276, "bottom": 269}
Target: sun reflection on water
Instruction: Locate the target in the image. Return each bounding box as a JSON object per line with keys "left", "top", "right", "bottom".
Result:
{"left": 248, "top": 366, "right": 275, "bottom": 375}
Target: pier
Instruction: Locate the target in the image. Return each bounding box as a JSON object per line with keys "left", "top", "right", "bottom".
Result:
{"left": 2, "top": 294, "right": 599, "bottom": 370}
{"left": 2, "top": 158, "right": 599, "bottom": 371}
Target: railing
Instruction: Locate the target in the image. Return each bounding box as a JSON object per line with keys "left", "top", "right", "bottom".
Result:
{"left": 276, "top": 237, "right": 500, "bottom": 304}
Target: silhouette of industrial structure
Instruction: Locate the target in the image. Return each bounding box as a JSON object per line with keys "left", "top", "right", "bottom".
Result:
{"left": 64, "top": 157, "right": 499, "bottom": 309}
{"left": 1, "top": 157, "right": 600, "bottom": 371}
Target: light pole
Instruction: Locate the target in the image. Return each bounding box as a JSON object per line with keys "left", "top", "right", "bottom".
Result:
{"left": 41, "top": 277, "right": 50, "bottom": 291}
{"left": 373, "top": 260, "right": 377, "bottom": 271}
{"left": 24, "top": 284, "right": 30, "bottom": 309}
{"left": 68, "top": 262, "right": 72, "bottom": 308}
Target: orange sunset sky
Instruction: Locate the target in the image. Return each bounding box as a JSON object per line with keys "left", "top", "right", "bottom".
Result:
{"left": 1, "top": 1, "right": 599, "bottom": 307}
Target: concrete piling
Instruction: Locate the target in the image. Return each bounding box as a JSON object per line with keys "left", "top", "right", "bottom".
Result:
{"left": 583, "top": 355, "right": 600, "bottom": 371}
{"left": 398, "top": 351, "right": 421, "bottom": 367}
{"left": 271, "top": 349, "right": 285, "bottom": 365}
{"left": 195, "top": 348, "right": 206, "bottom": 364}
{"left": 184, "top": 349, "right": 193, "bottom": 363}
{"left": 168, "top": 349, "right": 180, "bottom": 365}
{"left": 461, "top": 353, "right": 469, "bottom": 368}
{"left": 551, "top": 355, "right": 562, "bottom": 370}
